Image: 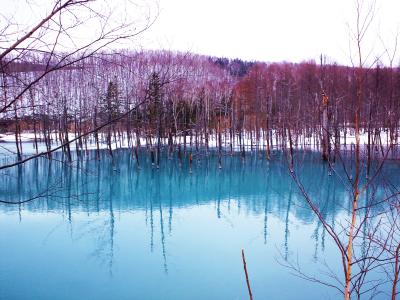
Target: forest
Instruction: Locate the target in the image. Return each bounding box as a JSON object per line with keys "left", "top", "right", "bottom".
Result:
{"left": 2, "top": 50, "right": 399, "bottom": 168}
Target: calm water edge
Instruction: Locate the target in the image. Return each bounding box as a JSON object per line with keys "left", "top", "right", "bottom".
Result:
{"left": 0, "top": 149, "right": 396, "bottom": 299}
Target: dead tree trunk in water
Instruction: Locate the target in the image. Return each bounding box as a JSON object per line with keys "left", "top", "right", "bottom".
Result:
{"left": 321, "top": 92, "right": 330, "bottom": 161}
{"left": 218, "top": 118, "right": 222, "bottom": 169}
{"left": 13, "top": 103, "right": 22, "bottom": 161}
{"left": 93, "top": 107, "right": 100, "bottom": 160}
{"left": 63, "top": 102, "right": 72, "bottom": 162}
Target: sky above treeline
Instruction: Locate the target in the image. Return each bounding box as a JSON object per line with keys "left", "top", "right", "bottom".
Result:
{"left": 2, "top": 0, "right": 400, "bottom": 66}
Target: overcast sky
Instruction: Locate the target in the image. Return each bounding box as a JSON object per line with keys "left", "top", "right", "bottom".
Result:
{"left": 2, "top": 0, "right": 400, "bottom": 65}
{"left": 143, "top": 0, "right": 400, "bottom": 65}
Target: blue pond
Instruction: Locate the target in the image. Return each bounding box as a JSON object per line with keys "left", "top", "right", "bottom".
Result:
{"left": 0, "top": 149, "right": 395, "bottom": 299}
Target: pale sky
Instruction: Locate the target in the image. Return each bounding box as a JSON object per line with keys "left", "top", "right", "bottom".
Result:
{"left": 2, "top": 0, "right": 400, "bottom": 65}
{"left": 143, "top": 0, "right": 400, "bottom": 65}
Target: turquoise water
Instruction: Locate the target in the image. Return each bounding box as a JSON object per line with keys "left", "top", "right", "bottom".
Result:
{"left": 0, "top": 150, "right": 394, "bottom": 299}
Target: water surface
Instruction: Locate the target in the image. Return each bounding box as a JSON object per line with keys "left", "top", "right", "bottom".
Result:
{"left": 0, "top": 150, "right": 395, "bottom": 299}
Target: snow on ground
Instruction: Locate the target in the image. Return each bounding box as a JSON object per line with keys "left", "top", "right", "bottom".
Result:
{"left": 0, "top": 128, "right": 397, "bottom": 158}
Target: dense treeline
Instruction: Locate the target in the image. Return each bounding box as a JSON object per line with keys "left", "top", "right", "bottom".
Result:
{"left": 1, "top": 50, "right": 399, "bottom": 163}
